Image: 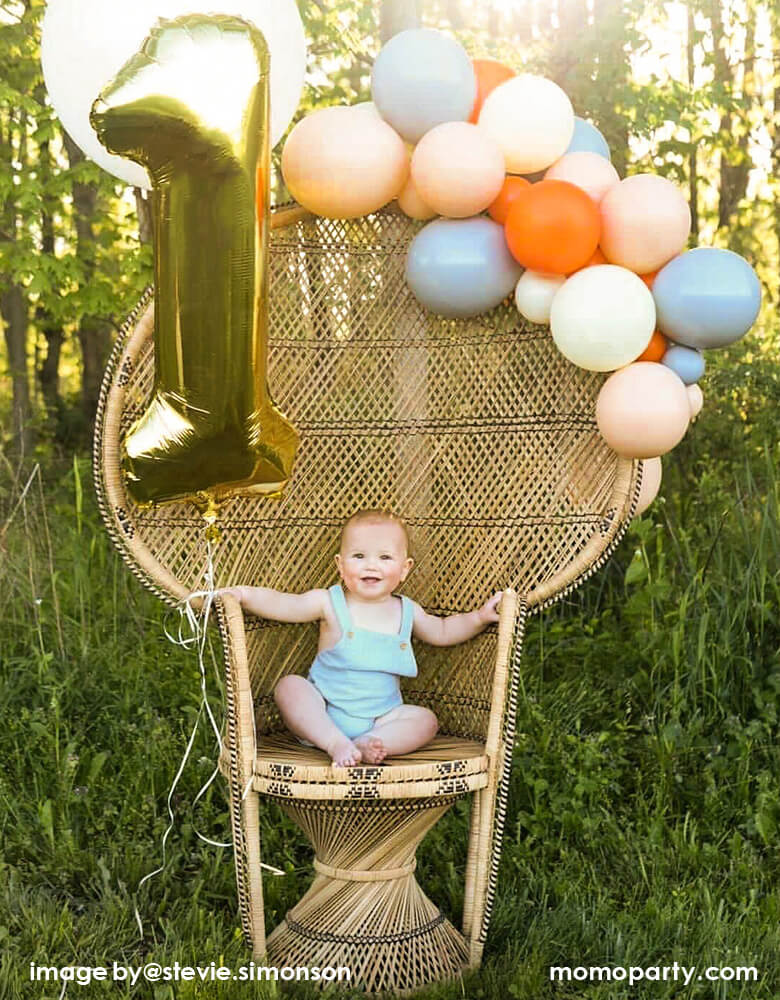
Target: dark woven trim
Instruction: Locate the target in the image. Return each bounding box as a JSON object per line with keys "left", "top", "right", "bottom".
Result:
{"left": 478, "top": 598, "right": 528, "bottom": 945}
{"left": 295, "top": 416, "right": 596, "bottom": 436}
{"left": 284, "top": 910, "right": 446, "bottom": 946}
{"left": 269, "top": 329, "right": 548, "bottom": 349}
{"left": 196, "top": 514, "right": 603, "bottom": 533}
{"left": 280, "top": 796, "right": 459, "bottom": 815}
{"left": 92, "top": 287, "right": 179, "bottom": 609}
{"left": 216, "top": 602, "right": 254, "bottom": 948}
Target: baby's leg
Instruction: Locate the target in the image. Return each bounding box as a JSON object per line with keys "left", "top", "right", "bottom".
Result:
{"left": 357, "top": 705, "right": 438, "bottom": 762}
{"left": 274, "top": 675, "right": 361, "bottom": 767}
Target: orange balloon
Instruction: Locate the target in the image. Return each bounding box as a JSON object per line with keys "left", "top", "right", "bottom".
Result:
{"left": 504, "top": 179, "right": 601, "bottom": 274}
{"left": 488, "top": 175, "right": 530, "bottom": 224}
{"left": 640, "top": 269, "right": 658, "bottom": 289}
{"left": 582, "top": 247, "right": 607, "bottom": 268}
{"left": 636, "top": 329, "right": 667, "bottom": 362}
{"left": 469, "top": 58, "right": 516, "bottom": 123}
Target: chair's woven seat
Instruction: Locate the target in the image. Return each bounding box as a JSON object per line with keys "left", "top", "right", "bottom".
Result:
{"left": 221, "top": 734, "right": 489, "bottom": 801}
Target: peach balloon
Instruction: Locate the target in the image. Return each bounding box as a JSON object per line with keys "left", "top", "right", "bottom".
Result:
{"left": 469, "top": 58, "right": 516, "bottom": 123}
{"left": 581, "top": 247, "right": 608, "bottom": 268}
{"left": 544, "top": 151, "right": 619, "bottom": 204}
{"left": 640, "top": 269, "right": 659, "bottom": 289}
{"left": 635, "top": 457, "right": 662, "bottom": 516}
{"left": 488, "top": 175, "right": 530, "bottom": 224}
{"left": 398, "top": 174, "right": 437, "bottom": 220}
{"left": 411, "top": 121, "right": 505, "bottom": 218}
{"left": 282, "top": 106, "right": 409, "bottom": 219}
{"left": 600, "top": 174, "right": 691, "bottom": 273}
{"left": 596, "top": 362, "right": 690, "bottom": 458}
{"left": 636, "top": 329, "right": 667, "bottom": 362}
{"left": 687, "top": 383, "right": 704, "bottom": 418}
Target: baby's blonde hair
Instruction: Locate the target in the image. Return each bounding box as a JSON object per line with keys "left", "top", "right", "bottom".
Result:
{"left": 340, "top": 508, "right": 410, "bottom": 553}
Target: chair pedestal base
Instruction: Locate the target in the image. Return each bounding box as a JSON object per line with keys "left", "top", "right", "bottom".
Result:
{"left": 267, "top": 796, "right": 469, "bottom": 993}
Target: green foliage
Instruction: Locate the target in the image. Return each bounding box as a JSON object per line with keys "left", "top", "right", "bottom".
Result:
{"left": 2, "top": 372, "right": 780, "bottom": 996}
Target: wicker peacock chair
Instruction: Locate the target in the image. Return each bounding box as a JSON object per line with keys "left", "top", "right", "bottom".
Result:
{"left": 94, "top": 202, "right": 641, "bottom": 994}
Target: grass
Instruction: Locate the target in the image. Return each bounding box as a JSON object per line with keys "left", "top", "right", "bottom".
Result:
{"left": 1, "top": 396, "right": 779, "bottom": 999}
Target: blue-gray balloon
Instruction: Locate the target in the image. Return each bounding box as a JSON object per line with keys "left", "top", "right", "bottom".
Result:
{"left": 662, "top": 344, "right": 705, "bottom": 385}
{"left": 405, "top": 217, "right": 522, "bottom": 318}
{"left": 371, "top": 28, "right": 476, "bottom": 144}
{"left": 653, "top": 247, "right": 761, "bottom": 349}
{"left": 565, "top": 117, "right": 611, "bottom": 160}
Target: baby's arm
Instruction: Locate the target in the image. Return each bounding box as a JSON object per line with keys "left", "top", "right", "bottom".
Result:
{"left": 218, "top": 586, "right": 327, "bottom": 624}
{"left": 411, "top": 592, "right": 502, "bottom": 646}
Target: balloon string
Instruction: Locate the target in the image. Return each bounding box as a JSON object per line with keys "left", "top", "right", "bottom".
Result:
{"left": 134, "top": 541, "right": 283, "bottom": 941}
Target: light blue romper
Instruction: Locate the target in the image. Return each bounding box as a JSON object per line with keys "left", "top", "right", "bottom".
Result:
{"left": 307, "top": 584, "right": 418, "bottom": 740}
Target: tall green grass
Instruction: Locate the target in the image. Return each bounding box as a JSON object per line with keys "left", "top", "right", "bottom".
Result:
{"left": 1, "top": 410, "right": 779, "bottom": 998}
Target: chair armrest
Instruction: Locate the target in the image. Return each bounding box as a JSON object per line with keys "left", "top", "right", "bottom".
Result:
{"left": 215, "top": 593, "right": 256, "bottom": 787}
{"left": 484, "top": 589, "right": 518, "bottom": 758}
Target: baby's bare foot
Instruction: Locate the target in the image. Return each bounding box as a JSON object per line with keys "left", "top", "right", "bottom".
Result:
{"left": 328, "top": 736, "right": 362, "bottom": 768}
{"left": 355, "top": 734, "right": 387, "bottom": 764}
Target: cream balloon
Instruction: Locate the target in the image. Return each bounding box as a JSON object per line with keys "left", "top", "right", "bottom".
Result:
{"left": 478, "top": 74, "right": 574, "bottom": 174}
{"left": 398, "top": 174, "right": 437, "bottom": 221}
{"left": 410, "top": 121, "right": 505, "bottom": 218}
{"left": 550, "top": 265, "right": 656, "bottom": 371}
{"left": 687, "top": 383, "right": 704, "bottom": 418}
{"left": 600, "top": 174, "right": 691, "bottom": 273}
{"left": 514, "top": 271, "right": 566, "bottom": 325}
{"left": 282, "top": 106, "right": 409, "bottom": 219}
{"left": 41, "top": 0, "right": 307, "bottom": 189}
{"left": 596, "top": 363, "right": 690, "bottom": 459}
{"left": 544, "top": 151, "right": 620, "bottom": 204}
{"left": 634, "top": 457, "right": 662, "bottom": 515}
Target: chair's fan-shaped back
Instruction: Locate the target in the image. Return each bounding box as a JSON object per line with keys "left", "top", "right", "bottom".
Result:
{"left": 96, "top": 205, "right": 639, "bottom": 740}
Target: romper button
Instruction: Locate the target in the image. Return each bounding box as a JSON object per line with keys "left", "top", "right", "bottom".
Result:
{"left": 400, "top": 642, "right": 408, "bottom": 649}
{"left": 347, "top": 631, "right": 354, "bottom": 639}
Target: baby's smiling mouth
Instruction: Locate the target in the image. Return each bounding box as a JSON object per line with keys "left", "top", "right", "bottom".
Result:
{"left": 361, "top": 575, "right": 381, "bottom": 583}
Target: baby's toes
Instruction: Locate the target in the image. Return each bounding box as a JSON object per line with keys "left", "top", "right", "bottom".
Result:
{"left": 331, "top": 738, "right": 361, "bottom": 768}
{"left": 355, "top": 735, "right": 386, "bottom": 764}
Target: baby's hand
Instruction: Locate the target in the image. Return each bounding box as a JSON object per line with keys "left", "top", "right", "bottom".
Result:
{"left": 478, "top": 591, "right": 503, "bottom": 625}
{"left": 214, "top": 586, "right": 243, "bottom": 604}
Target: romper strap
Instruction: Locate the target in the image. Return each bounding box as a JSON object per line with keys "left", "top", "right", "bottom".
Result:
{"left": 328, "top": 584, "right": 353, "bottom": 632}
{"left": 399, "top": 595, "right": 414, "bottom": 641}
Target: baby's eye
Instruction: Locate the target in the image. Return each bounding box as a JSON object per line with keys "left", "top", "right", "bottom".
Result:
{"left": 380, "top": 554, "right": 392, "bottom": 560}
{"left": 352, "top": 553, "right": 364, "bottom": 559}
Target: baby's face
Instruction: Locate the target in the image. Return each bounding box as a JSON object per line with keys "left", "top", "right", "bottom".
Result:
{"left": 335, "top": 520, "right": 413, "bottom": 601}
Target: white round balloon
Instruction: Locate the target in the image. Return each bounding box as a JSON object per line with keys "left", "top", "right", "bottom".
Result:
{"left": 477, "top": 74, "right": 574, "bottom": 174}
{"left": 550, "top": 265, "right": 656, "bottom": 372}
{"left": 687, "top": 383, "right": 704, "bottom": 419}
{"left": 514, "top": 271, "right": 566, "bottom": 325}
{"left": 41, "top": 0, "right": 307, "bottom": 188}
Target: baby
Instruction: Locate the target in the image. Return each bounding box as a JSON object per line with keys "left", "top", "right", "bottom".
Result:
{"left": 221, "top": 509, "right": 502, "bottom": 767}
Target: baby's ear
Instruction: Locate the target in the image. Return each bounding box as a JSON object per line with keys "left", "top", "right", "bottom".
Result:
{"left": 402, "top": 556, "right": 414, "bottom": 579}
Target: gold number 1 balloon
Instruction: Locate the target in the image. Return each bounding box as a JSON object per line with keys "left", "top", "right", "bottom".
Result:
{"left": 91, "top": 14, "right": 299, "bottom": 508}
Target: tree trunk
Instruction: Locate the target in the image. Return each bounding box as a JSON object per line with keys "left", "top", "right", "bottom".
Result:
{"left": 1, "top": 97, "right": 34, "bottom": 454}
{"left": 63, "top": 132, "right": 113, "bottom": 431}
{"left": 134, "top": 188, "right": 154, "bottom": 246}
{"left": 592, "top": 0, "right": 631, "bottom": 177}
{"left": 687, "top": 3, "right": 699, "bottom": 242}
{"left": 380, "top": 0, "right": 421, "bottom": 44}
{"left": 711, "top": 0, "right": 753, "bottom": 235}
{"left": 34, "top": 124, "right": 67, "bottom": 435}
{"left": 774, "top": 14, "right": 780, "bottom": 301}
{"left": 1, "top": 285, "right": 33, "bottom": 455}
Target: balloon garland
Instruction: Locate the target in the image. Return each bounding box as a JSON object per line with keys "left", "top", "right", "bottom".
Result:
{"left": 282, "top": 26, "right": 762, "bottom": 511}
